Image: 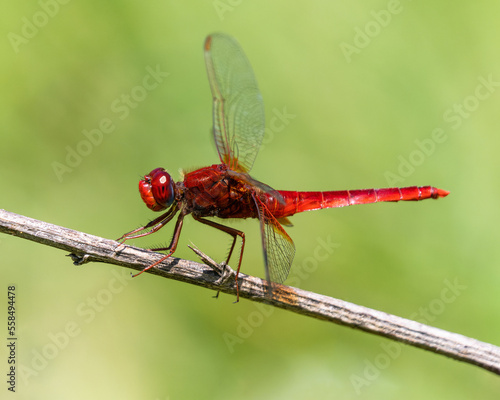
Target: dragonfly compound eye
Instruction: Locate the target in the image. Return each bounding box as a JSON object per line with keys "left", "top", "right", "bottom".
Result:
{"left": 139, "top": 168, "right": 175, "bottom": 211}
{"left": 151, "top": 168, "right": 175, "bottom": 208}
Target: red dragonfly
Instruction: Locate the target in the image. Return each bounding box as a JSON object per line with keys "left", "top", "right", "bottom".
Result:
{"left": 118, "top": 33, "right": 449, "bottom": 301}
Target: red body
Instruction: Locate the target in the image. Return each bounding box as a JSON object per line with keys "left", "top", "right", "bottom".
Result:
{"left": 272, "top": 186, "right": 447, "bottom": 217}
{"left": 180, "top": 164, "right": 448, "bottom": 220}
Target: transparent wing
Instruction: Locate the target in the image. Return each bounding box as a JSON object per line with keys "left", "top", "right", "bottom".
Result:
{"left": 253, "top": 194, "right": 296, "bottom": 286}
{"left": 204, "top": 33, "right": 265, "bottom": 173}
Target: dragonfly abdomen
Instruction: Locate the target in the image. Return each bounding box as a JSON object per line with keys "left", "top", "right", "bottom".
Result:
{"left": 274, "top": 186, "right": 449, "bottom": 217}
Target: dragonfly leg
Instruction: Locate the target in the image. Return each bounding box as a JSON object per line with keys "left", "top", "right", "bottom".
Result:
{"left": 192, "top": 215, "right": 245, "bottom": 302}
{"left": 132, "top": 210, "right": 186, "bottom": 277}
{"left": 117, "top": 204, "right": 179, "bottom": 243}
{"left": 148, "top": 219, "right": 186, "bottom": 252}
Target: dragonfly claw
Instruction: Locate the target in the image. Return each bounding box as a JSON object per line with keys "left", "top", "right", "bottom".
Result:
{"left": 214, "top": 261, "right": 236, "bottom": 286}
{"left": 114, "top": 242, "right": 126, "bottom": 253}
{"left": 188, "top": 244, "right": 236, "bottom": 285}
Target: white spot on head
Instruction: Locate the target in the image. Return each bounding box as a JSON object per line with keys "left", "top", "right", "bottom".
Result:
{"left": 159, "top": 176, "right": 167, "bottom": 184}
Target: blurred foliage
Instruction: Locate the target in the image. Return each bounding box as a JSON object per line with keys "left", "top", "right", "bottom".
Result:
{"left": 1, "top": 1, "right": 500, "bottom": 399}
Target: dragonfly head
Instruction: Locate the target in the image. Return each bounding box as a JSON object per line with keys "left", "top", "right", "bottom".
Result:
{"left": 139, "top": 168, "right": 175, "bottom": 211}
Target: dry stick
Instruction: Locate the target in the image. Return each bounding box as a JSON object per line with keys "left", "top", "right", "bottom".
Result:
{"left": 1, "top": 208, "right": 499, "bottom": 375}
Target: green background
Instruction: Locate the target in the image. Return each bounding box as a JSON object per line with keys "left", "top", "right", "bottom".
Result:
{"left": 2, "top": 1, "right": 500, "bottom": 398}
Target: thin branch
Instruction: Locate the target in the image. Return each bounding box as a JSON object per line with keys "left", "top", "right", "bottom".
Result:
{"left": 1, "top": 208, "right": 499, "bottom": 375}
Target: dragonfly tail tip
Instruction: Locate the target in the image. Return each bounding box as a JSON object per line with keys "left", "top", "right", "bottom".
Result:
{"left": 437, "top": 188, "right": 450, "bottom": 198}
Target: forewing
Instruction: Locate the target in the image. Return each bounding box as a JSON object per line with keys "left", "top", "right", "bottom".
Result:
{"left": 253, "top": 194, "right": 296, "bottom": 286}
{"left": 204, "top": 33, "right": 265, "bottom": 173}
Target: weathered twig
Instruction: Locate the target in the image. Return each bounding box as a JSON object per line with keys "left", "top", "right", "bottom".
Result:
{"left": 1, "top": 208, "right": 499, "bottom": 375}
